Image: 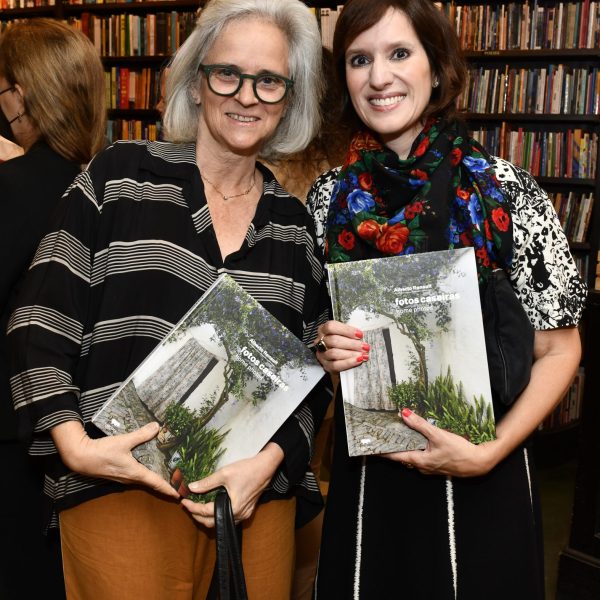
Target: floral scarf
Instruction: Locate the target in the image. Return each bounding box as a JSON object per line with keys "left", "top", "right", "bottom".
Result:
{"left": 325, "top": 118, "right": 512, "bottom": 282}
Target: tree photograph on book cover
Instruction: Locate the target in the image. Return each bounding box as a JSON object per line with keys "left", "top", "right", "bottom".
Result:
{"left": 328, "top": 248, "right": 495, "bottom": 456}
{"left": 93, "top": 275, "right": 323, "bottom": 500}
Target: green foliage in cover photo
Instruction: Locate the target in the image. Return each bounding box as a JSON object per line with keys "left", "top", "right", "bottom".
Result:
{"left": 330, "top": 250, "right": 495, "bottom": 442}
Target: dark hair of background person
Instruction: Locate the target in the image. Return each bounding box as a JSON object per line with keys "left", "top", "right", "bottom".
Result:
{"left": 332, "top": 0, "right": 467, "bottom": 133}
{"left": 0, "top": 19, "right": 106, "bottom": 164}
{"left": 268, "top": 47, "right": 349, "bottom": 200}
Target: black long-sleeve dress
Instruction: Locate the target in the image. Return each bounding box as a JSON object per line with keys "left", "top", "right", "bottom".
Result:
{"left": 307, "top": 157, "right": 586, "bottom": 600}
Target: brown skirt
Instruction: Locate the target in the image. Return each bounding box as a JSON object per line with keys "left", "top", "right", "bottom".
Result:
{"left": 60, "top": 488, "right": 296, "bottom": 600}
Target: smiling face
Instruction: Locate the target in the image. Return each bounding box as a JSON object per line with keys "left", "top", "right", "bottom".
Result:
{"left": 195, "top": 18, "right": 290, "bottom": 158}
{"left": 345, "top": 8, "right": 435, "bottom": 158}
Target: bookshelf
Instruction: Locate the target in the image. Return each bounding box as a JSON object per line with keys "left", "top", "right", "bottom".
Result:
{"left": 437, "top": 1, "right": 600, "bottom": 596}
{"left": 439, "top": 0, "right": 599, "bottom": 437}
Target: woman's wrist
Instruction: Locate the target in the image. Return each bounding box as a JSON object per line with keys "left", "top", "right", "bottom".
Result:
{"left": 259, "top": 441, "right": 285, "bottom": 469}
{"left": 50, "top": 420, "right": 89, "bottom": 471}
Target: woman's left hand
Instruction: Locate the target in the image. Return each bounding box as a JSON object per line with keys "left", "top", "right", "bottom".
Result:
{"left": 181, "top": 442, "right": 284, "bottom": 528}
{"left": 384, "top": 409, "right": 497, "bottom": 477}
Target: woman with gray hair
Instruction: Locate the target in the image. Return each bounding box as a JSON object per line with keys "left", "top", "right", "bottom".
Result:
{"left": 7, "top": 1, "right": 330, "bottom": 598}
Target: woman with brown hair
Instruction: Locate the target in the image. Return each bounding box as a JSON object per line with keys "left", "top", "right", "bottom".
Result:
{"left": 0, "top": 18, "right": 105, "bottom": 599}
{"left": 308, "top": 1, "right": 586, "bottom": 598}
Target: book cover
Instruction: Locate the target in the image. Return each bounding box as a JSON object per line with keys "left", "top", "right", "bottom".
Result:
{"left": 92, "top": 274, "right": 324, "bottom": 498}
{"left": 327, "top": 247, "right": 495, "bottom": 457}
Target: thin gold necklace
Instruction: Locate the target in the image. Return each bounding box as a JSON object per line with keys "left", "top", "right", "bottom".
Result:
{"left": 201, "top": 171, "right": 256, "bottom": 201}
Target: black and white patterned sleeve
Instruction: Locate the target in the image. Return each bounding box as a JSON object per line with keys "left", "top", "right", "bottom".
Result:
{"left": 492, "top": 157, "right": 587, "bottom": 330}
{"left": 306, "top": 167, "right": 340, "bottom": 255}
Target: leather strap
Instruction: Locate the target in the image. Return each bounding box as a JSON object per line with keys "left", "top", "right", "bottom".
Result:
{"left": 206, "top": 488, "right": 248, "bottom": 600}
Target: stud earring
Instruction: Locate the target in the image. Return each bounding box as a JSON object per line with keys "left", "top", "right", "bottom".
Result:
{"left": 432, "top": 78, "right": 439, "bottom": 88}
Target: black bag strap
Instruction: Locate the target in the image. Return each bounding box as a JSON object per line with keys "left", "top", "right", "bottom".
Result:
{"left": 206, "top": 488, "right": 248, "bottom": 600}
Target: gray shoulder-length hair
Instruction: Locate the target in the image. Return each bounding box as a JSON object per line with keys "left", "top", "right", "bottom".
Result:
{"left": 163, "top": 0, "right": 323, "bottom": 160}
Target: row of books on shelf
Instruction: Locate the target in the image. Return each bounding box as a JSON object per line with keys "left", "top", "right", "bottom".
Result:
{"left": 66, "top": 0, "right": 192, "bottom": 3}
{"left": 458, "top": 65, "right": 599, "bottom": 116}
{"left": 538, "top": 367, "right": 584, "bottom": 431}
{"left": 595, "top": 251, "right": 600, "bottom": 291}
{"left": 106, "top": 118, "right": 160, "bottom": 144}
{"left": 437, "top": 1, "right": 600, "bottom": 51}
{"left": 549, "top": 191, "right": 595, "bottom": 244}
{"left": 470, "top": 126, "right": 598, "bottom": 180}
{"left": 69, "top": 11, "right": 197, "bottom": 57}
{"left": 309, "top": 5, "right": 344, "bottom": 51}
{"left": 573, "top": 254, "right": 589, "bottom": 281}
{"left": 105, "top": 66, "right": 160, "bottom": 109}
{"left": 0, "top": 0, "right": 54, "bottom": 7}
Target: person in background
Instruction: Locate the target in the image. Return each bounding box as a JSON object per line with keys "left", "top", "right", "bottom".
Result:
{"left": 7, "top": 1, "right": 331, "bottom": 599}
{"left": 0, "top": 89, "right": 23, "bottom": 162}
{"left": 0, "top": 19, "right": 106, "bottom": 600}
{"left": 265, "top": 47, "right": 346, "bottom": 600}
{"left": 307, "top": 1, "right": 586, "bottom": 598}
{"left": 267, "top": 47, "right": 348, "bottom": 202}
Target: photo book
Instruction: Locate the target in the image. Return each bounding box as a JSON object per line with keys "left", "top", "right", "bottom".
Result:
{"left": 327, "top": 247, "right": 495, "bottom": 457}
{"left": 92, "top": 274, "right": 324, "bottom": 499}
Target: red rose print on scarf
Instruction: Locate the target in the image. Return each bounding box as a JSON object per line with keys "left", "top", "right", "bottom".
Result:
{"left": 338, "top": 230, "right": 356, "bottom": 251}
{"left": 352, "top": 131, "right": 382, "bottom": 152}
{"left": 357, "top": 219, "right": 380, "bottom": 240}
{"left": 414, "top": 138, "right": 429, "bottom": 157}
{"left": 358, "top": 172, "right": 373, "bottom": 190}
{"left": 491, "top": 207, "right": 510, "bottom": 232}
{"left": 450, "top": 148, "right": 462, "bottom": 165}
{"left": 375, "top": 223, "right": 410, "bottom": 255}
{"left": 456, "top": 186, "right": 470, "bottom": 201}
{"left": 405, "top": 200, "right": 424, "bottom": 220}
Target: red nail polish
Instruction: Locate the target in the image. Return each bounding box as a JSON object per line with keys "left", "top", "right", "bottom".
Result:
{"left": 362, "top": 353, "right": 369, "bottom": 361}
{"left": 355, "top": 330, "right": 363, "bottom": 339}
{"left": 401, "top": 408, "right": 412, "bottom": 418}
{"left": 362, "top": 343, "right": 370, "bottom": 352}
{"left": 356, "top": 355, "right": 364, "bottom": 363}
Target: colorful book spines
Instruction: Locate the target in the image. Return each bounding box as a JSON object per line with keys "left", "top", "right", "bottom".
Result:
{"left": 470, "top": 126, "right": 598, "bottom": 179}
{"left": 105, "top": 66, "right": 160, "bottom": 109}
{"left": 458, "top": 65, "right": 599, "bottom": 115}
{"left": 69, "top": 11, "right": 197, "bottom": 57}
{"left": 106, "top": 119, "right": 160, "bottom": 143}
{"left": 439, "top": 1, "right": 600, "bottom": 50}
{"left": 549, "top": 192, "right": 595, "bottom": 243}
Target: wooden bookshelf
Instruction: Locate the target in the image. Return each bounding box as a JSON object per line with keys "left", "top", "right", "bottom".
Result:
{"left": 438, "top": 2, "right": 600, "bottom": 596}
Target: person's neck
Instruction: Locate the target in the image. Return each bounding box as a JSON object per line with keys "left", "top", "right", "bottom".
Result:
{"left": 16, "top": 127, "right": 40, "bottom": 154}
{"left": 196, "top": 139, "right": 258, "bottom": 191}
{"left": 381, "top": 121, "right": 424, "bottom": 160}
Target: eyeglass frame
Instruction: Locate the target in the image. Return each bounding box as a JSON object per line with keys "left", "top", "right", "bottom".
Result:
{"left": 0, "top": 86, "right": 23, "bottom": 125}
{"left": 198, "top": 64, "right": 294, "bottom": 104}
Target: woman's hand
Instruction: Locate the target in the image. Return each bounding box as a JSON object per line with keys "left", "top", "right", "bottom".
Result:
{"left": 181, "top": 442, "right": 284, "bottom": 528}
{"left": 384, "top": 409, "right": 497, "bottom": 477}
{"left": 388, "top": 328, "right": 582, "bottom": 477}
{"left": 51, "top": 420, "right": 180, "bottom": 499}
{"left": 314, "top": 320, "right": 369, "bottom": 373}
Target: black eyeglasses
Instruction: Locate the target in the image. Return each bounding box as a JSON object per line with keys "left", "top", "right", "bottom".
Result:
{"left": 198, "top": 64, "right": 293, "bottom": 104}
{"left": 0, "top": 86, "right": 15, "bottom": 96}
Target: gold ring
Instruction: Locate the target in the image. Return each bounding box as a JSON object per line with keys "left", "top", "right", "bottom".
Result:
{"left": 316, "top": 335, "right": 328, "bottom": 353}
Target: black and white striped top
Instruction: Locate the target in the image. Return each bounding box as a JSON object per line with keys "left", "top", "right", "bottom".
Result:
{"left": 8, "top": 140, "right": 332, "bottom": 529}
